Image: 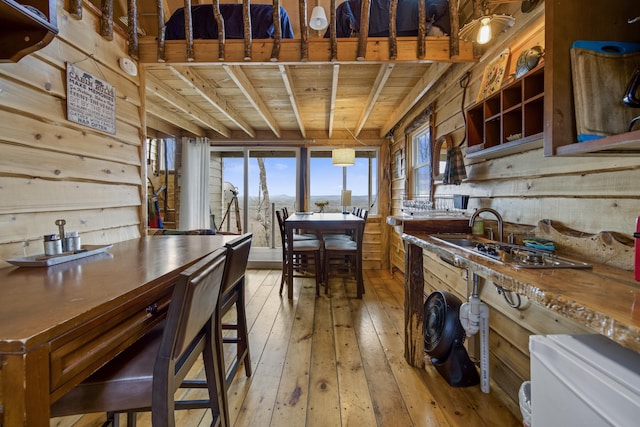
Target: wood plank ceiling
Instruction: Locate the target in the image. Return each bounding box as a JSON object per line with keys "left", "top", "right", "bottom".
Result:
{"left": 109, "top": 0, "right": 484, "bottom": 141}
{"left": 143, "top": 61, "right": 454, "bottom": 140}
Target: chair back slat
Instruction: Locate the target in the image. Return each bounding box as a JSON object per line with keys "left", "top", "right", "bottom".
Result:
{"left": 221, "top": 233, "right": 253, "bottom": 298}
{"left": 168, "top": 247, "right": 227, "bottom": 360}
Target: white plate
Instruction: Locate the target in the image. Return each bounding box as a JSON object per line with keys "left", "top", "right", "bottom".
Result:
{"left": 7, "top": 245, "right": 113, "bottom": 267}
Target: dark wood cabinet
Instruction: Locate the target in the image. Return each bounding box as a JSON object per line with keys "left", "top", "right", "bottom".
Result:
{"left": 544, "top": 0, "right": 640, "bottom": 156}
{"left": 0, "top": 0, "right": 58, "bottom": 62}
{"left": 466, "top": 65, "right": 544, "bottom": 159}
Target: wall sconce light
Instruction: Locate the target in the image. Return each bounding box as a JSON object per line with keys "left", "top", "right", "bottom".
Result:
{"left": 459, "top": 1, "right": 516, "bottom": 45}
{"left": 332, "top": 148, "right": 355, "bottom": 166}
{"left": 309, "top": 5, "right": 328, "bottom": 31}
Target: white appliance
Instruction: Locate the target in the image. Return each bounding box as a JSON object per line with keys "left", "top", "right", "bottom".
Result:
{"left": 529, "top": 334, "right": 640, "bottom": 426}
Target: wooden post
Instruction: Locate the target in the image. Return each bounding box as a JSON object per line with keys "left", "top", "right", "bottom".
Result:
{"left": 389, "top": 0, "right": 397, "bottom": 60}
{"left": 157, "top": 0, "right": 166, "bottom": 62}
{"left": 417, "top": 0, "right": 425, "bottom": 59}
{"left": 127, "top": 0, "right": 139, "bottom": 60}
{"left": 404, "top": 240, "right": 425, "bottom": 368}
{"left": 100, "top": 0, "right": 114, "bottom": 41}
{"left": 184, "top": 0, "right": 195, "bottom": 61}
{"left": 299, "top": 0, "right": 308, "bottom": 61}
{"left": 69, "top": 0, "right": 82, "bottom": 19}
{"left": 243, "top": 0, "right": 252, "bottom": 60}
{"left": 213, "top": 0, "right": 225, "bottom": 60}
{"left": 449, "top": 0, "right": 460, "bottom": 58}
{"left": 270, "top": 0, "right": 281, "bottom": 61}
{"left": 330, "top": 0, "right": 337, "bottom": 61}
{"left": 356, "top": 0, "right": 370, "bottom": 60}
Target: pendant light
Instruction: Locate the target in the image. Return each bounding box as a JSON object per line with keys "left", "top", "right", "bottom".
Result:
{"left": 332, "top": 148, "right": 355, "bottom": 166}
{"left": 309, "top": 2, "right": 328, "bottom": 31}
{"left": 459, "top": 1, "right": 516, "bottom": 45}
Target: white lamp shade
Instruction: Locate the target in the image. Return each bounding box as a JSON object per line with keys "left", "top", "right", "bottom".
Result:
{"left": 332, "top": 148, "right": 355, "bottom": 166}
{"left": 309, "top": 6, "right": 328, "bottom": 31}
{"left": 341, "top": 190, "right": 352, "bottom": 206}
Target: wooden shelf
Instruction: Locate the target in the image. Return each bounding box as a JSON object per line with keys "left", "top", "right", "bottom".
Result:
{"left": 466, "top": 65, "right": 544, "bottom": 159}
{"left": 543, "top": 0, "right": 640, "bottom": 156}
{"left": 0, "top": 0, "right": 58, "bottom": 62}
{"left": 555, "top": 129, "right": 640, "bottom": 156}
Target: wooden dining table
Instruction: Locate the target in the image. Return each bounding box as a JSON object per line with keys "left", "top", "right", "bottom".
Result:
{"left": 0, "top": 234, "right": 237, "bottom": 427}
{"left": 285, "top": 212, "right": 365, "bottom": 299}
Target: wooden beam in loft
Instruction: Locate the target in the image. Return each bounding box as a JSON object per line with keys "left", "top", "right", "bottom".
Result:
{"left": 138, "top": 38, "right": 475, "bottom": 63}
{"left": 169, "top": 66, "right": 256, "bottom": 137}
{"left": 357, "top": 0, "right": 371, "bottom": 60}
{"left": 380, "top": 62, "right": 452, "bottom": 137}
{"left": 100, "top": 0, "right": 114, "bottom": 41}
{"left": 223, "top": 65, "right": 282, "bottom": 138}
{"left": 278, "top": 64, "right": 306, "bottom": 138}
{"left": 328, "top": 64, "right": 339, "bottom": 138}
{"left": 242, "top": 0, "right": 251, "bottom": 59}
{"left": 146, "top": 101, "right": 206, "bottom": 137}
{"left": 354, "top": 63, "right": 395, "bottom": 137}
{"left": 146, "top": 74, "right": 231, "bottom": 137}
{"left": 270, "top": 0, "right": 282, "bottom": 60}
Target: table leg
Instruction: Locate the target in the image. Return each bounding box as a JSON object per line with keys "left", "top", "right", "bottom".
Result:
{"left": 356, "top": 223, "right": 364, "bottom": 298}
{"left": 1, "top": 346, "right": 50, "bottom": 426}
{"left": 286, "top": 225, "right": 294, "bottom": 299}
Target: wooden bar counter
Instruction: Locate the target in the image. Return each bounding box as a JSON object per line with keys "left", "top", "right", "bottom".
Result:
{"left": 0, "top": 234, "right": 236, "bottom": 426}
{"left": 401, "top": 232, "right": 640, "bottom": 367}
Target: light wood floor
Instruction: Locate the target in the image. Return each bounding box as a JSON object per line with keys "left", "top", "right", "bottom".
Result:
{"left": 50, "top": 269, "right": 520, "bottom": 427}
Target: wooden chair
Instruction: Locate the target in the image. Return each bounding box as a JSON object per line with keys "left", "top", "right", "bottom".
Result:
{"left": 276, "top": 209, "right": 323, "bottom": 296}
{"left": 282, "top": 206, "right": 317, "bottom": 240}
{"left": 218, "top": 233, "right": 253, "bottom": 388}
{"left": 50, "top": 248, "right": 230, "bottom": 427}
{"left": 323, "top": 209, "right": 368, "bottom": 295}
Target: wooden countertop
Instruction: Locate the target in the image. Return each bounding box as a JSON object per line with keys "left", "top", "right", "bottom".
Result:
{"left": 402, "top": 232, "right": 640, "bottom": 353}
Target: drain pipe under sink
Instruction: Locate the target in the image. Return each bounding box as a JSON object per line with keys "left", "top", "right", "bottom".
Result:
{"left": 459, "top": 272, "right": 490, "bottom": 393}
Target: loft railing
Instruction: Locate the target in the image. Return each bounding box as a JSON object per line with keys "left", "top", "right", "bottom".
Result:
{"left": 68, "top": 0, "right": 464, "bottom": 63}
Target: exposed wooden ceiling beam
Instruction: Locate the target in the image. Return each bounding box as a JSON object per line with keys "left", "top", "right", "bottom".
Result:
{"left": 146, "top": 74, "right": 231, "bottom": 138}
{"left": 169, "top": 66, "right": 256, "bottom": 138}
{"left": 278, "top": 64, "right": 306, "bottom": 139}
{"left": 380, "top": 62, "right": 452, "bottom": 137}
{"left": 222, "top": 65, "right": 282, "bottom": 138}
{"left": 328, "top": 64, "right": 339, "bottom": 138}
{"left": 355, "top": 63, "right": 395, "bottom": 137}
{"left": 146, "top": 101, "right": 207, "bottom": 137}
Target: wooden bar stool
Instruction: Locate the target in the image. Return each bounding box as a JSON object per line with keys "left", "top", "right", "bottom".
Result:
{"left": 50, "top": 248, "right": 230, "bottom": 427}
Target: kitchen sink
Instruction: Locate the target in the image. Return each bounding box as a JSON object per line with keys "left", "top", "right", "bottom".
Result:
{"left": 431, "top": 234, "right": 592, "bottom": 269}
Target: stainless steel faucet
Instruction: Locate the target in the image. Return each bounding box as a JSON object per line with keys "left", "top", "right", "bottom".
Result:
{"left": 469, "top": 208, "right": 504, "bottom": 242}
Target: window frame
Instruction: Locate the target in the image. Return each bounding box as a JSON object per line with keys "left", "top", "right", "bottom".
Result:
{"left": 308, "top": 148, "right": 379, "bottom": 215}
{"left": 410, "top": 122, "right": 433, "bottom": 199}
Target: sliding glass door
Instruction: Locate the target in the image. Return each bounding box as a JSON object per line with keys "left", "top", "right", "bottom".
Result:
{"left": 211, "top": 148, "right": 298, "bottom": 248}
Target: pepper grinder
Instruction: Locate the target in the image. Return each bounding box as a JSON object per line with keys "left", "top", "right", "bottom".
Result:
{"left": 55, "top": 219, "right": 66, "bottom": 251}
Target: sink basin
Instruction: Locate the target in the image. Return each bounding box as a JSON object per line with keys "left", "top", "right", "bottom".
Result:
{"left": 431, "top": 234, "right": 591, "bottom": 269}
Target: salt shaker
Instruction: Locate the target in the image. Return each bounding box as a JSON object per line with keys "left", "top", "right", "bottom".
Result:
{"left": 65, "top": 231, "right": 82, "bottom": 252}
{"left": 44, "top": 234, "right": 62, "bottom": 256}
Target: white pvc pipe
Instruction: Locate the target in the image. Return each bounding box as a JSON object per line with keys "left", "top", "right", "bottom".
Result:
{"left": 479, "top": 303, "right": 490, "bottom": 394}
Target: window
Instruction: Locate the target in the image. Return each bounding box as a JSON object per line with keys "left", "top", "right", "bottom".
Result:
{"left": 158, "top": 138, "right": 176, "bottom": 172}
{"left": 411, "top": 124, "right": 432, "bottom": 198}
{"left": 309, "top": 149, "right": 378, "bottom": 214}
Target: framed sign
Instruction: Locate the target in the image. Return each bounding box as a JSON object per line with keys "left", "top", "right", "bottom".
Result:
{"left": 476, "top": 48, "right": 510, "bottom": 102}
{"left": 66, "top": 63, "right": 116, "bottom": 134}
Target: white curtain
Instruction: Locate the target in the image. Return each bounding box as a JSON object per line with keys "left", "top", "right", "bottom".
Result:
{"left": 178, "top": 137, "right": 210, "bottom": 230}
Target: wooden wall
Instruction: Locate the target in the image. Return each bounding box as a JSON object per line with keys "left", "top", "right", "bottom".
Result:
{"left": 388, "top": 4, "right": 640, "bottom": 417}
{"left": 0, "top": 1, "right": 145, "bottom": 268}
{"left": 389, "top": 7, "right": 639, "bottom": 273}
